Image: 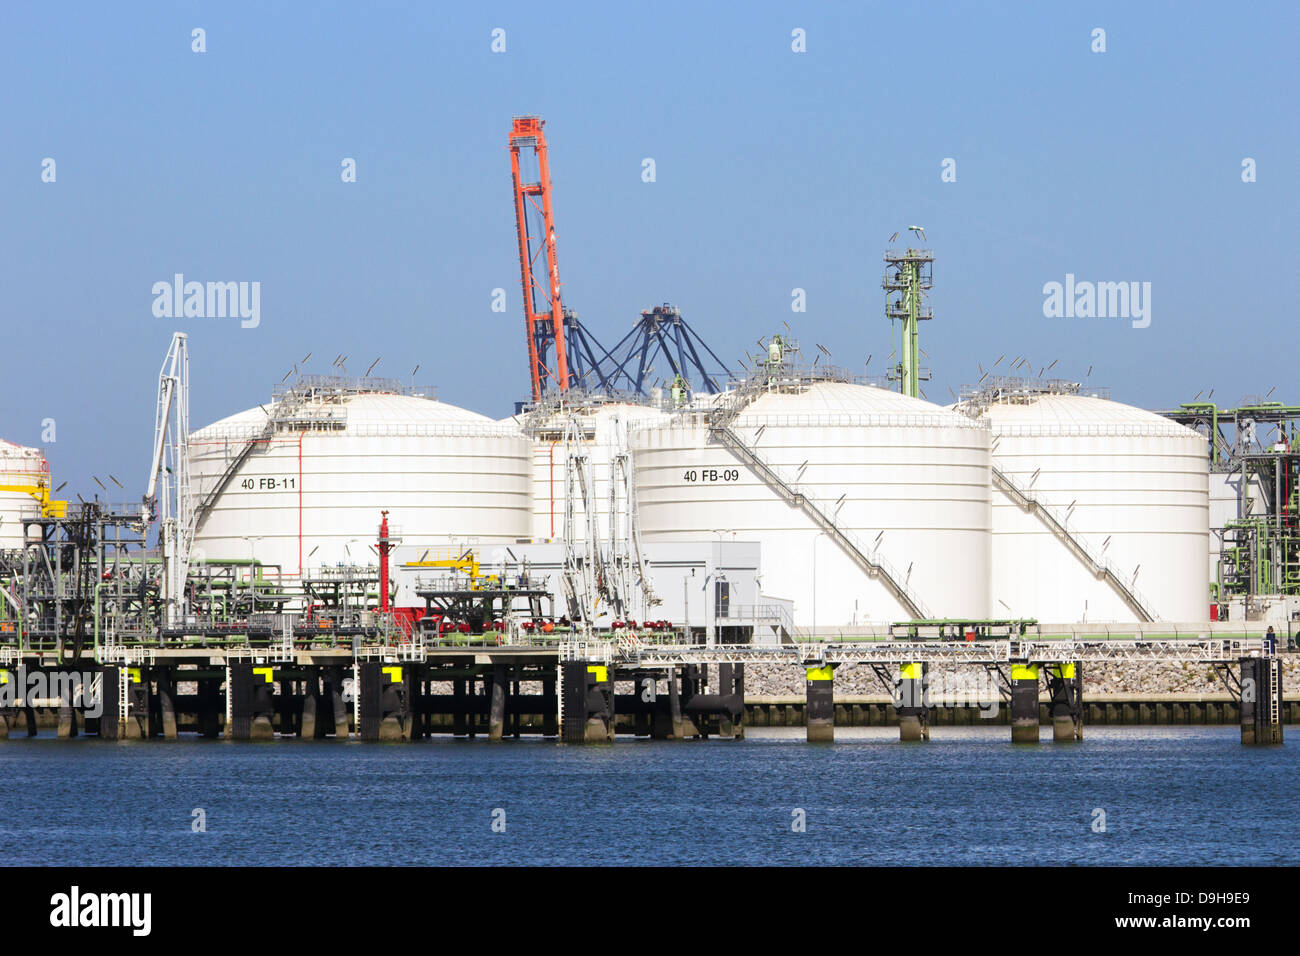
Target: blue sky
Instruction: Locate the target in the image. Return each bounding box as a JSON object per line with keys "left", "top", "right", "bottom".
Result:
{"left": 2, "top": 1, "right": 1297, "bottom": 493}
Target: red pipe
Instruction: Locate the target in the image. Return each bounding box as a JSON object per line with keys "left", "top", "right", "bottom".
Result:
{"left": 378, "top": 510, "right": 391, "bottom": 612}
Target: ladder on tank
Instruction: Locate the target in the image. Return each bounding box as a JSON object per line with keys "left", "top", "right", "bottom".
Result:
{"left": 706, "top": 396, "right": 930, "bottom": 621}
{"left": 990, "top": 466, "right": 1156, "bottom": 622}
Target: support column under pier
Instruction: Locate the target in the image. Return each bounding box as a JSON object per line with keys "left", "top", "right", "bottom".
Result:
{"left": 1047, "top": 663, "right": 1083, "bottom": 741}
{"left": 326, "top": 668, "right": 350, "bottom": 739}
{"left": 584, "top": 664, "right": 614, "bottom": 743}
{"left": 806, "top": 664, "right": 835, "bottom": 742}
{"left": 719, "top": 663, "right": 744, "bottom": 740}
{"left": 155, "top": 673, "right": 178, "bottom": 740}
{"left": 896, "top": 662, "right": 929, "bottom": 741}
{"left": 541, "top": 674, "right": 557, "bottom": 737}
{"left": 1240, "top": 656, "right": 1284, "bottom": 746}
{"left": 489, "top": 663, "right": 508, "bottom": 742}
{"left": 124, "top": 668, "right": 149, "bottom": 739}
{"left": 197, "top": 676, "right": 222, "bottom": 738}
{"left": 227, "top": 664, "right": 276, "bottom": 741}
{"left": 299, "top": 675, "right": 320, "bottom": 739}
{"left": 558, "top": 661, "right": 614, "bottom": 743}
{"left": 358, "top": 663, "right": 411, "bottom": 742}
{"left": 0, "top": 668, "right": 34, "bottom": 738}
{"left": 96, "top": 667, "right": 119, "bottom": 740}
{"left": 57, "top": 671, "right": 79, "bottom": 739}
{"left": 1010, "top": 664, "right": 1040, "bottom": 743}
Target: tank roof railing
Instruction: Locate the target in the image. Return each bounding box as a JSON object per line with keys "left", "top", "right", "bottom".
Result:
{"left": 515, "top": 388, "right": 655, "bottom": 433}
{"left": 271, "top": 375, "right": 438, "bottom": 405}
{"left": 956, "top": 377, "right": 1109, "bottom": 417}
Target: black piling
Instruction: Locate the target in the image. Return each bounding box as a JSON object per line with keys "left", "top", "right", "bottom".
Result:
{"left": 805, "top": 664, "right": 835, "bottom": 742}
{"left": 558, "top": 661, "right": 613, "bottom": 743}
{"left": 96, "top": 666, "right": 119, "bottom": 740}
{"left": 488, "top": 663, "right": 508, "bottom": 742}
{"left": 1047, "top": 663, "right": 1083, "bottom": 741}
{"left": 56, "top": 671, "right": 79, "bottom": 739}
{"left": 1240, "top": 656, "right": 1284, "bottom": 746}
{"left": 896, "top": 662, "right": 929, "bottom": 741}
{"left": 227, "top": 664, "right": 276, "bottom": 741}
{"left": 357, "top": 662, "right": 411, "bottom": 741}
{"left": 1010, "top": 664, "right": 1040, "bottom": 743}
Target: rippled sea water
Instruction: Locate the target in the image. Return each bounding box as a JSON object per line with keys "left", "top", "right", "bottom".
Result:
{"left": 1, "top": 726, "right": 1293, "bottom": 866}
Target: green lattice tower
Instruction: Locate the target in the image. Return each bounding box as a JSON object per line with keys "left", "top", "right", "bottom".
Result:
{"left": 883, "top": 247, "right": 934, "bottom": 398}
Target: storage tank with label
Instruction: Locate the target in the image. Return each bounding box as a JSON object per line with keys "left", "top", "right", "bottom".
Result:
{"left": 189, "top": 378, "right": 531, "bottom": 573}
{"left": 629, "top": 377, "right": 993, "bottom": 628}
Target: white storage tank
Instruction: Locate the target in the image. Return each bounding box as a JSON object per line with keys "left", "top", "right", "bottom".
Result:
{"left": 190, "top": 380, "right": 531, "bottom": 573}
{"left": 967, "top": 387, "right": 1209, "bottom": 623}
{"left": 506, "top": 399, "right": 671, "bottom": 542}
{"left": 1, "top": 440, "right": 50, "bottom": 550}
{"left": 629, "top": 379, "right": 992, "bottom": 628}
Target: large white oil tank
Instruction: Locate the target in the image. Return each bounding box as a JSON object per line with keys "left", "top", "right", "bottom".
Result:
{"left": 1, "top": 440, "right": 50, "bottom": 550}
{"left": 506, "top": 399, "right": 671, "bottom": 542}
{"left": 629, "top": 380, "right": 992, "bottom": 628}
{"left": 190, "top": 381, "right": 531, "bottom": 574}
{"left": 968, "top": 388, "right": 1209, "bottom": 624}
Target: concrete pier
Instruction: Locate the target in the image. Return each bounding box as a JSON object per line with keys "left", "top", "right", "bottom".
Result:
{"left": 0, "top": 638, "right": 1283, "bottom": 746}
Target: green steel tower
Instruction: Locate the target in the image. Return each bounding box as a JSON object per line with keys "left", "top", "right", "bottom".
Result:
{"left": 883, "top": 237, "right": 934, "bottom": 399}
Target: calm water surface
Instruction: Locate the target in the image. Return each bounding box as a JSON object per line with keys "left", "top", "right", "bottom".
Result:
{"left": 1, "top": 726, "right": 1293, "bottom": 866}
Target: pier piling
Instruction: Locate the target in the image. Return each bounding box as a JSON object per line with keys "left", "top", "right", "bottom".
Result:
{"left": 1240, "top": 656, "right": 1284, "bottom": 745}
{"left": 1047, "top": 663, "right": 1083, "bottom": 741}
{"left": 805, "top": 664, "right": 835, "bottom": 742}
{"left": 1010, "top": 664, "right": 1040, "bottom": 743}
{"left": 897, "top": 662, "right": 929, "bottom": 741}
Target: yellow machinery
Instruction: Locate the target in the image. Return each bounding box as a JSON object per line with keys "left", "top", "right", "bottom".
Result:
{"left": 0, "top": 476, "right": 67, "bottom": 519}
{"left": 402, "top": 547, "right": 500, "bottom": 590}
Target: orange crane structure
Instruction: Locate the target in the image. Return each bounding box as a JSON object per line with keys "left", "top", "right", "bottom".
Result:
{"left": 509, "top": 116, "right": 571, "bottom": 402}
{"left": 507, "top": 115, "right": 731, "bottom": 403}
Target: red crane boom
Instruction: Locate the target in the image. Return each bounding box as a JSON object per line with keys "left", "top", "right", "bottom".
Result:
{"left": 508, "top": 116, "right": 571, "bottom": 402}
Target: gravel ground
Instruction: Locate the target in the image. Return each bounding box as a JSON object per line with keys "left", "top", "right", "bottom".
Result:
{"left": 737, "top": 656, "right": 1300, "bottom": 697}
